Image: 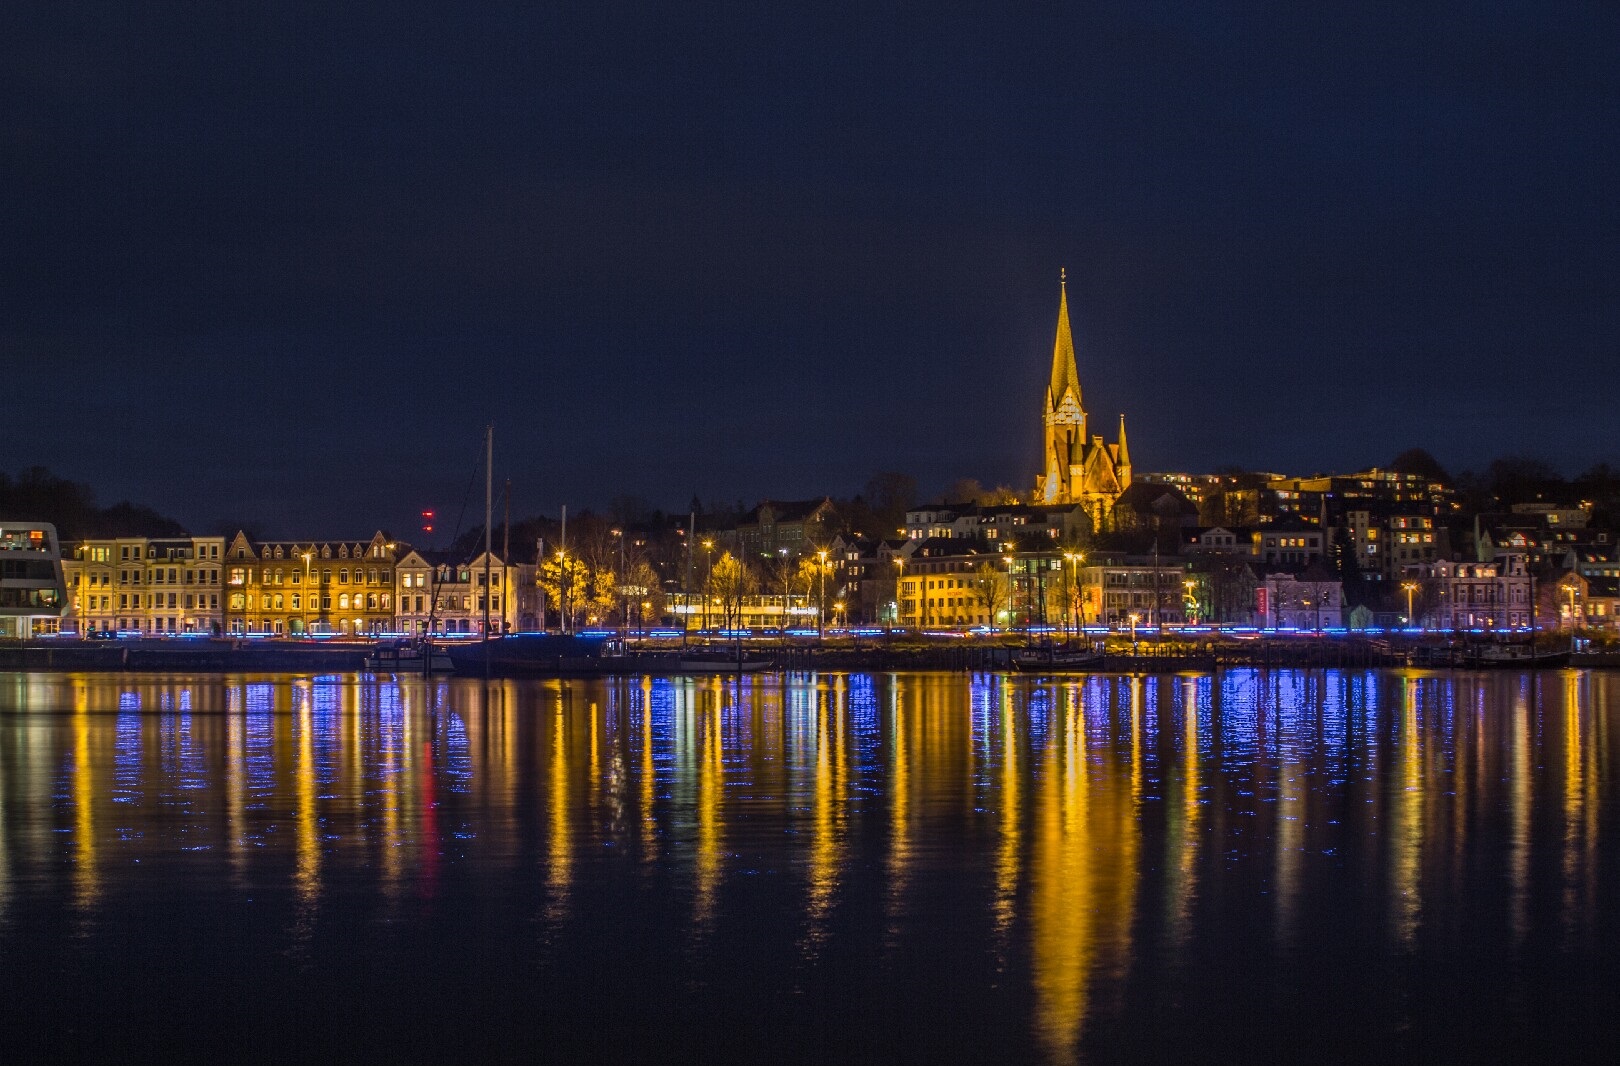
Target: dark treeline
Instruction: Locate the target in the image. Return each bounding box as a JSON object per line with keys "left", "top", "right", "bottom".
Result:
{"left": 1389, "top": 448, "right": 1620, "bottom": 523}
{"left": 0, "top": 466, "right": 188, "bottom": 541}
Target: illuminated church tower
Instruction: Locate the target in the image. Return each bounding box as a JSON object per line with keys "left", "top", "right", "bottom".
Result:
{"left": 1033, "top": 270, "right": 1131, "bottom": 526}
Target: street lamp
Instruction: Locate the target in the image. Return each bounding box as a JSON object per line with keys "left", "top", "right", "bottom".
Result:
{"left": 1401, "top": 581, "right": 1419, "bottom": 631}
{"left": 611, "top": 527, "right": 626, "bottom": 639}
{"left": 778, "top": 547, "right": 790, "bottom": 636}
{"left": 1004, "top": 543, "right": 1017, "bottom": 633}
{"left": 702, "top": 540, "right": 714, "bottom": 633}
{"left": 1183, "top": 579, "right": 1197, "bottom": 625}
{"left": 1565, "top": 583, "right": 1579, "bottom": 649}
{"left": 816, "top": 548, "right": 829, "bottom": 639}
{"left": 301, "top": 552, "right": 313, "bottom": 637}
{"left": 556, "top": 548, "right": 572, "bottom": 633}
{"left": 892, "top": 556, "right": 905, "bottom": 629}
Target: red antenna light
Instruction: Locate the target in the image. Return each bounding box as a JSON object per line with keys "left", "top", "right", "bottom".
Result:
{"left": 421, "top": 510, "right": 436, "bottom": 536}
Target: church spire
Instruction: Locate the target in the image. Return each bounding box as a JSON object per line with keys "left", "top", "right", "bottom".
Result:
{"left": 1117, "top": 413, "right": 1131, "bottom": 469}
{"left": 1049, "top": 268, "right": 1082, "bottom": 406}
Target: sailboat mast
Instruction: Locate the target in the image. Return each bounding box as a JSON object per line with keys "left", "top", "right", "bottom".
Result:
{"left": 483, "top": 424, "right": 493, "bottom": 646}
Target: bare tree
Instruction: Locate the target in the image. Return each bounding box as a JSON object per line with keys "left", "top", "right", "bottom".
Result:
{"left": 974, "top": 562, "right": 1009, "bottom": 628}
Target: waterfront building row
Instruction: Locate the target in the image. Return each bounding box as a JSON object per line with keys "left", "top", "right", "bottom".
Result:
{"left": 61, "top": 533, "right": 544, "bottom": 636}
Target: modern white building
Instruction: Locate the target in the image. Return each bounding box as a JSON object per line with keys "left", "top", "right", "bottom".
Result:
{"left": 0, "top": 522, "right": 67, "bottom": 638}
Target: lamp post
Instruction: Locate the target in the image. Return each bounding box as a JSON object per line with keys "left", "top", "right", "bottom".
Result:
{"left": 611, "top": 527, "right": 625, "bottom": 640}
{"left": 702, "top": 540, "right": 714, "bottom": 634}
{"left": 892, "top": 555, "right": 905, "bottom": 629}
{"left": 817, "top": 549, "right": 829, "bottom": 640}
{"left": 778, "top": 547, "right": 790, "bottom": 636}
{"left": 556, "top": 549, "right": 571, "bottom": 634}
{"left": 1402, "top": 581, "right": 1419, "bottom": 631}
{"left": 1184, "top": 579, "right": 1197, "bottom": 625}
{"left": 1004, "top": 543, "right": 1017, "bottom": 634}
{"left": 1565, "top": 583, "right": 1579, "bottom": 651}
{"left": 302, "top": 552, "right": 312, "bottom": 637}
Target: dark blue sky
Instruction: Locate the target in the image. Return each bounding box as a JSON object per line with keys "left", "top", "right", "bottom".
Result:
{"left": 6, "top": 2, "right": 1618, "bottom": 536}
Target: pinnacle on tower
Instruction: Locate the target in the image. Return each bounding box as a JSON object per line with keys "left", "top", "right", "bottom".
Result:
{"left": 1117, "top": 414, "right": 1131, "bottom": 469}
{"left": 1049, "top": 270, "right": 1082, "bottom": 407}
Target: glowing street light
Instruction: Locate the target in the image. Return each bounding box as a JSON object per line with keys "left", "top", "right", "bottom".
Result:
{"left": 702, "top": 539, "right": 715, "bottom": 633}
{"left": 816, "top": 548, "right": 829, "bottom": 639}
{"left": 302, "top": 551, "right": 313, "bottom": 636}
{"left": 1401, "top": 581, "right": 1419, "bottom": 629}
{"left": 893, "top": 555, "right": 905, "bottom": 629}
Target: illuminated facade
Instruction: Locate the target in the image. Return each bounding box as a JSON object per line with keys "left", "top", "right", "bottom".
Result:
{"left": 223, "top": 531, "right": 397, "bottom": 635}
{"left": 1079, "top": 557, "right": 1193, "bottom": 627}
{"left": 1033, "top": 274, "right": 1131, "bottom": 525}
{"left": 395, "top": 549, "right": 541, "bottom": 635}
{"left": 1407, "top": 554, "right": 1531, "bottom": 630}
{"left": 62, "top": 535, "right": 225, "bottom": 634}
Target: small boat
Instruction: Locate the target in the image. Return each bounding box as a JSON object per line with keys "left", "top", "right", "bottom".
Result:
{"left": 1461, "top": 645, "right": 1572, "bottom": 670}
{"left": 373, "top": 644, "right": 453, "bottom": 674}
{"left": 676, "top": 653, "right": 775, "bottom": 674}
{"left": 446, "top": 633, "right": 627, "bottom": 677}
{"left": 1010, "top": 646, "right": 1105, "bottom": 672}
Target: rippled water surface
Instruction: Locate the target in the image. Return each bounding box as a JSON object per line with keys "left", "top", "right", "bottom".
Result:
{"left": 0, "top": 669, "right": 1616, "bottom": 1064}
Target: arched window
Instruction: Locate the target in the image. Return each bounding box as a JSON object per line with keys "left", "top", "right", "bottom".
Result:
{"left": 339, "top": 593, "right": 350, "bottom": 610}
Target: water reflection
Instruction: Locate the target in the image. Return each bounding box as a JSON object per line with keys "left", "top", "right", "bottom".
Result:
{"left": 0, "top": 669, "right": 1614, "bottom": 1063}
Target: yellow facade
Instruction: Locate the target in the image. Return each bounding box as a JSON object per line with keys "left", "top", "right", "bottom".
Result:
{"left": 223, "top": 532, "right": 397, "bottom": 636}
{"left": 63, "top": 536, "right": 226, "bottom": 634}
{"left": 900, "top": 569, "right": 994, "bottom": 627}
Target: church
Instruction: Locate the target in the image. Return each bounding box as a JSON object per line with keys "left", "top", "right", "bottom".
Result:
{"left": 1033, "top": 272, "right": 1132, "bottom": 528}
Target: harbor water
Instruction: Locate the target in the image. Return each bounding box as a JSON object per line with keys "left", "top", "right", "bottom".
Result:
{"left": 0, "top": 669, "right": 1615, "bottom": 1063}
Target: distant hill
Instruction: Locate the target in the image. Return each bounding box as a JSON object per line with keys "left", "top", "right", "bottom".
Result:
{"left": 0, "top": 466, "right": 188, "bottom": 541}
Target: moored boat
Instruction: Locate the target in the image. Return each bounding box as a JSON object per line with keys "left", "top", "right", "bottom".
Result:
{"left": 446, "top": 633, "right": 626, "bottom": 677}
{"left": 1010, "top": 646, "right": 1105, "bottom": 672}
{"left": 676, "top": 653, "right": 775, "bottom": 674}
{"left": 1462, "top": 645, "right": 1572, "bottom": 669}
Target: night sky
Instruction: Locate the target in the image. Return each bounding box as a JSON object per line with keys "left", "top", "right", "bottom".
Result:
{"left": 6, "top": 3, "right": 1618, "bottom": 537}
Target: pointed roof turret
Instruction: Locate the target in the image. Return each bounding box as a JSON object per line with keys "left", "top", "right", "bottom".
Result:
{"left": 1049, "top": 268, "right": 1082, "bottom": 406}
{"left": 1117, "top": 414, "right": 1131, "bottom": 468}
